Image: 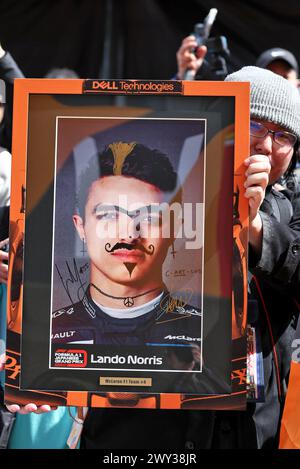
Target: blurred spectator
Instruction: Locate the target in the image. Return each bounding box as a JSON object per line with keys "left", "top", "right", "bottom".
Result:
{"left": 256, "top": 48, "right": 299, "bottom": 88}
{"left": 0, "top": 43, "right": 24, "bottom": 153}
{"left": 0, "top": 79, "right": 12, "bottom": 445}
{"left": 45, "top": 68, "right": 79, "bottom": 79}
{"left": 176, "top": 37, "right": 300, "bottom": 89}
{"left": 175, "top": 35, "right": 207, "bottom": 80}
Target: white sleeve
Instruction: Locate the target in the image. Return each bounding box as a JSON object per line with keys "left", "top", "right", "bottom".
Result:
{"left": 0, "top": 148, "right": 11, "bottom": 206}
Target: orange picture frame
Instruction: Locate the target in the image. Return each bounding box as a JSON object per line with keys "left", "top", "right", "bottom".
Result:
{"left": 5, "top": 78, "right": 249, "bottom": 410}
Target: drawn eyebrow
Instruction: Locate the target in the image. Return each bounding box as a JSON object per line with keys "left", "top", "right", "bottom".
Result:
{"left": 93, "top": 204, "right": 162, "bottom": 218}
{"left": 92, "top": 204, "right": 119, "bottom": 214}
{"left": 130, "top": 205, "right": 162, "bottom": 216}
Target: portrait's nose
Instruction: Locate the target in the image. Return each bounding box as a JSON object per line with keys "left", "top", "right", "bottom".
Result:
{"left": 251, "top": 133, "right": 273, "bottom": 157}
{"left": 118, "top": 215, "right": 140, "bottom": 241}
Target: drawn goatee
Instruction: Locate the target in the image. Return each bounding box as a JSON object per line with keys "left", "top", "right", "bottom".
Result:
{"left": 124, "top": 262, "right": 136, "bottom": 277}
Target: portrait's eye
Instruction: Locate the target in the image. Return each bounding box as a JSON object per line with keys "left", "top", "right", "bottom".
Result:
{"left": 139, "top": 214, "right": 161, "bottom": 225}
{"left": 96, "top": 211, "right": 119, "bottom": 221}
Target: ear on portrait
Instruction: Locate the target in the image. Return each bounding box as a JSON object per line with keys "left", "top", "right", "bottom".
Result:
{"left": 73, "top": 214, "right": 85, "bottom": 241}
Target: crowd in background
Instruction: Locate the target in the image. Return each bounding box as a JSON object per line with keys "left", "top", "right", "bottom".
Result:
{"left": 0, "top": 20, "right": 300, "bottom": 450}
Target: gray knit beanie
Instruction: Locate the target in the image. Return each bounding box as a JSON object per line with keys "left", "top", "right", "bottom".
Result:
{"left": 225, "top": 66, "right": 300, "bottom": 140}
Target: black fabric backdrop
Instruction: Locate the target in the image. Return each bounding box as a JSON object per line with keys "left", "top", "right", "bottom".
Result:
{"left": 0, "top": 0, "right": 299, "bottom": 80}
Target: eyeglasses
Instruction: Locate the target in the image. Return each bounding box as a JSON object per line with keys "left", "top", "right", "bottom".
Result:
{"left": 250, "top": 121, "right": 297, "bottom": 148}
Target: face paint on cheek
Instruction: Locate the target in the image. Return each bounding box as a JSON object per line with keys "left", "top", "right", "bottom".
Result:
{"left": 123, "top": 262, "right": 137, "bottom": 277}
{"left": 147, "top": 245, "right": 155, "bottom": 255}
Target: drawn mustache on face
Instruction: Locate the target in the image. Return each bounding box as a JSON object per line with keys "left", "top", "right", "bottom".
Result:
{"left": 105, "top": 242, "right": 155, "bottom": 256}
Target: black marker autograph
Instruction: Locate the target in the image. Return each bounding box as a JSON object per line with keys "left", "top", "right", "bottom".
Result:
{"left": 55, "top": 258, "right": 87, "bottom": 304}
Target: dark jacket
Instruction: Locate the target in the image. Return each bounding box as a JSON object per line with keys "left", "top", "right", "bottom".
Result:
{"left": 0, "top": 385, "right": 15, "bottom": 449}
{"left": 81, "top": 186, "right": 300, "bottom": 450}
{"left": 51, "top": 288, "right": 202, "bottom": 346}
{"left": 0, "top": 52, "right": 24, "bottom": 152}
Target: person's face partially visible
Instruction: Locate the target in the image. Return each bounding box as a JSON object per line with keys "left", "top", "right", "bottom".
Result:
{"left": 0, "top": 105, "right": 4, "bottom": 124}
{"left": 73, "top": 176, "right": 172, "bottom": 286}
{"left": 250, "top": 119, "right": 294, "bottom": 185}
{"left": 267, "top": 60, "right": 299, "bottom": 87}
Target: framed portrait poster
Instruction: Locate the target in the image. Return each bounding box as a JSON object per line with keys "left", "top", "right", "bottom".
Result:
{"left": 5, "top": 78, "right": 249, "bottom": 409}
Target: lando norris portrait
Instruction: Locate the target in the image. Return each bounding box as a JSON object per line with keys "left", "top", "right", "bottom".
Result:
{"left": 51, "top": 142, "right": 204, "bottom": 369}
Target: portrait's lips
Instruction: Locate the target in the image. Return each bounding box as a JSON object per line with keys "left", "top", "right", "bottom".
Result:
{"left": 110, "top": 248, "right": 144, "bottom": 261}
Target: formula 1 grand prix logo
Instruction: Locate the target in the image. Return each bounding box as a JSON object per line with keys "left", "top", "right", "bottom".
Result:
{"left": 53, "top": 349, "right": 88, "bottom": 367}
